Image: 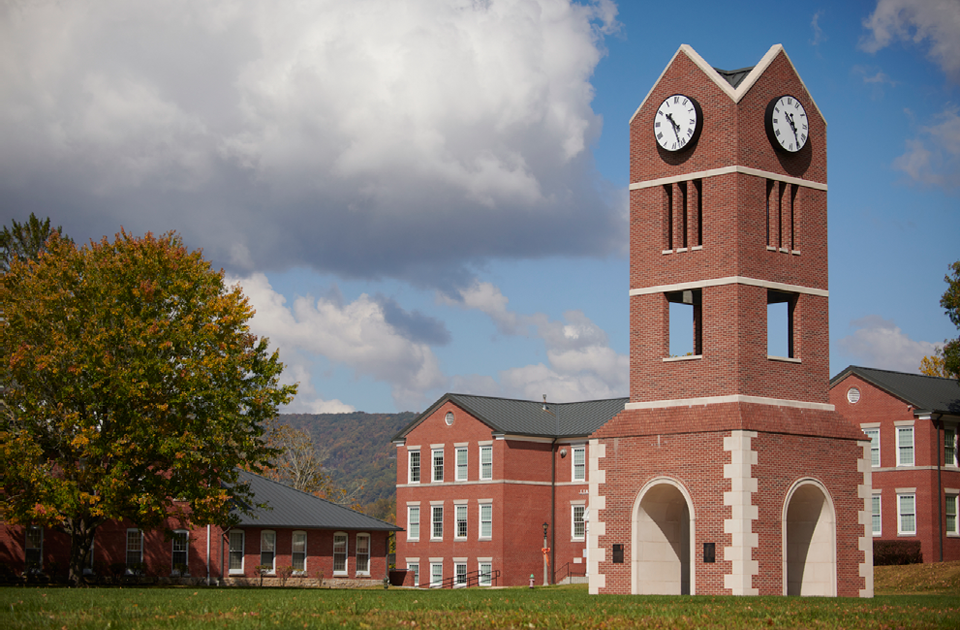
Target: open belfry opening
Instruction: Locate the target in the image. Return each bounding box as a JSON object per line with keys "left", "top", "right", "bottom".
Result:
{"left": 588, "top": 44, "right": 873, "bottom": 597}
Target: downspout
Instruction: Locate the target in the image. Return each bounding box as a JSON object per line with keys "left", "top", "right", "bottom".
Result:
{"left": 935, "top": 414, "right": 943, "bottom": 562}
{"left": 551, "top": 437, "right": 557, "bottom": 585}
{"left": 206, "top": 525, "right": 211, "bottom": 585}
{"left": 221, "top": 527, "right": 229, "bottom": 587}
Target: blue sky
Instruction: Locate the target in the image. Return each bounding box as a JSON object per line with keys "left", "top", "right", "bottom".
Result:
{"left": 2, "top": 0, "right": 958, "bottom": 413}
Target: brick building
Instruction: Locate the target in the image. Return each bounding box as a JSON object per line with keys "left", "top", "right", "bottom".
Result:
{"left": 587, "top": 44, "right": 872, "bottom": 597}
{"left": 392, "top": 394, "right": 626, "bottom": 587}
{"left": 830, "top": 366, "right": 960, "bottom": 563}
{"left": 1, "top": 470, "right": 400, "bottom": 586}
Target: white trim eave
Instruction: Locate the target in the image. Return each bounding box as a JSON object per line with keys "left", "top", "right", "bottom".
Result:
{"left": 629, "top": 276, "right": 828, "bottom": 298}
{"left": 625, "top": 394, "right": 834, "bottom": 412}
{"left": 630, "top": 44, "right": 825, "bottom": 127}
{"left": 629, "top": 165, "right": 827, "bottom": 191}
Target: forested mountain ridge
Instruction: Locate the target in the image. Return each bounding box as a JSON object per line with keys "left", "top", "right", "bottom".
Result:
{"left": 277, "top": 411, "right": 416, "bottom": 512}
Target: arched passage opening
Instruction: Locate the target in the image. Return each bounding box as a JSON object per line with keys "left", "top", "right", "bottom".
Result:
{"left": 783, "top": 479, "right": 836, "bottom": 596}
{"left": 632, "top": 478, "right": 694, "bottom": 595}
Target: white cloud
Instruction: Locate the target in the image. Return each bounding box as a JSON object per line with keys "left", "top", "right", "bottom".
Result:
{"left": 836, "top": 315, "right": 939, "bottom": 373}
{"left": 229, "top": 273, "right": 447, "bottom": 411}
{"left": 0, "top": 0, "right": 623, "bottom": 285}
{"left": 893, "top": 105, "right": 960, "bottom": 189}
{"left": 810, "top": 10, "right": 826, "bottom": 48}
{"left": 860, "top": 0, "right": 960, "bottom": 84}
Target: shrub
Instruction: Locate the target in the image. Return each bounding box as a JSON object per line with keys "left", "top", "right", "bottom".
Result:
{"left": 874, "top": 539, "right": 922, "bottom": 565}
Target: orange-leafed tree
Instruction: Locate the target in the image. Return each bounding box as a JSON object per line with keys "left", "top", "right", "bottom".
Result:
{"left": 0, "top": 230, "right": 296, "bottom": 585}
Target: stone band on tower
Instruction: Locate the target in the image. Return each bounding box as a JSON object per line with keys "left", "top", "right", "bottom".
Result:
{"left": 588, "top": 45, "right": 873, "bottom": 597}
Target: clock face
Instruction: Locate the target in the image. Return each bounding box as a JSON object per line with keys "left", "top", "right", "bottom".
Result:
{"left": 654, "top": 94, "right": 702, "bottom": 152}
{"left": 765, "top": 95, "right": 808, "bottom": 152}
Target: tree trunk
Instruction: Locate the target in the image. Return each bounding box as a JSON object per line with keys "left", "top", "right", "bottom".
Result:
{"left": 66, "top": 517, "right": 97, "bottom": 587}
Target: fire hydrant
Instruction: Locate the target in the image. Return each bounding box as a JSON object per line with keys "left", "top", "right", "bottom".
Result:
{"left": 529, "top": 573, "right": 535, "bottom": 589}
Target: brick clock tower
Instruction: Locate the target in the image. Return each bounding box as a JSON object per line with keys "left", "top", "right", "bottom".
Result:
{"left": 588, "top": 45, "right": 873, "bottom": 597}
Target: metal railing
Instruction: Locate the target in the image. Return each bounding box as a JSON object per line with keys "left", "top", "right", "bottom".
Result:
{"left": 430, "top": 568, "right": 501, "bottom": 589}
{"left": 553, "top": 561, "right": 586, "bottom": 584}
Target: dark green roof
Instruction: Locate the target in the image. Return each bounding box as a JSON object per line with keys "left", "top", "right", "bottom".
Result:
{"left": 713, "top": 65, "right": 754, "bottom": 89}
{"left": 831, "top": 365, "right": 960, "bottom": 415}
{"left": 394, "top": 394, "right": 628, "bottom": 441}
{"left": 231, "top": 470, "right": 401, "bottom": 531}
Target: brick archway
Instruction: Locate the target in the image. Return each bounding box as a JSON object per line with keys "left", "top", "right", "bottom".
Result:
{"left": 782, "top": 478, "right": 837, "bottom": 596}
{"left": 631, "top": 477, "right": 696, "bottom": 595}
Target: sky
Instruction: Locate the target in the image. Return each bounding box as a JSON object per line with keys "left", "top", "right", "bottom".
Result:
{"left": 2, "top": 0, "right": 958, "bottom": 414}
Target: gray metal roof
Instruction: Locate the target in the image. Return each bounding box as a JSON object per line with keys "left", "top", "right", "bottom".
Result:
{"left": 831, "top": 365, "right": 960, "bottom": 415}
{"left": 713, "top": 66, "right": 754, "bottom": 89}
{"left": 394, "top": 394, "right": 628, "bottom": 440}
{"left": 230, "top": 470, "right": 401, "bottom": 531}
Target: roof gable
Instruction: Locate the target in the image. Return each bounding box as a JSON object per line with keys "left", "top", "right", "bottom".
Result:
{"left": 831, "top": 365, "right": 960, "bottom": 415}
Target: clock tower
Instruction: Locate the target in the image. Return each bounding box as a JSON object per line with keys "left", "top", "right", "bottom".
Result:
{"left": 589, "top": 45, "right": 872, "bottom": 597}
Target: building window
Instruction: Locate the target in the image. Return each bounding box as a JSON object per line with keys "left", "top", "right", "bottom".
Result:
{"left": 480, "top": 445, "right": 493, "bottom": 480}
{"left": 898, "top": 494, "right": 916, "bottom": 536}
{"left": 84, "top": 537, "right": 95, "bottom": 576}
{"left": 478, "top": 562, "right": 492, "bottom": 587}
{"left": 767, "top": 290, "right": 797, "bottom": 359}
{"left": 455, "top": 505, "right": 468, "bottom": 539}
{"left": 872, "top": 494, "right": 882, "bottom": 536}
{"left": 479, "top": 503, "right": 492, "bottom": 539}
{"left": 946, "top": 494, "right": 959, "bottom": 536}
{"left": 430, "top": 562, "right": 443, "bottom": 588}
{"left": 454, "top": 562, "right": 467, "bottom": 587}
{"left": 356, "top": 533, "right": 370, "bottom": 575}
{"left": 864, "top": 428, "right": 880, "bottom": 467}
{"left": 126, "top": 529, "right": 143, "bottom": 572}
{"left": 408, "top": 449, "right": 420, "bottom": 484}
{"left": 946, "top": 428, "right": 957, "bottom": 467}
{"left": 407, "top": 506, "right": 420, "bottom": 541}
{"left": 292, "top": 531, "right": 307, "bottom": 574}
{"left": 228, "top": 531, "right": 244, "bottom": 574}
{"left": 897, "top": 427, "right": 915, "bottom": 467}
{"left": 456, "top": 447, "right": 468, "bottom": 481}
{"left": 407, "top": 562, "right": 419, "bottom": 587}
{"left": 333, "top": 532, "right": 348, "bottom": 575}
{"left": 260, "top": 530, "right": 276, "bottom": 574}
{"left": 572, "top": 446, "right": 586, "bottom": 482}
{"left": 172, "top": 530, "right": 189, "bottom": 576}
{"left": 666, "top": 288, "right": 702, "bottom": 357}
{"left": 572, "top": 505, "right": 586, "bottom": 541}
{"left": 24, "top": 526, "right": 42, "bottom": 572}
{"left": 445, "top": 411, "right": 455, "bottom": 425}
{"left": 432, "top": 448, "right": 444, "bottom": 483}
{"left": 432, "top": 505, "right": 444, "bottom": 540}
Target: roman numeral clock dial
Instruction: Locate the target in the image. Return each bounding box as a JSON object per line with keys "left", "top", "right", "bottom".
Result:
{"left": 765, "top": 95, "right": 809, "bottom": 152}
{"left": 654, "top": 94, "right": 702, "bottom": 152}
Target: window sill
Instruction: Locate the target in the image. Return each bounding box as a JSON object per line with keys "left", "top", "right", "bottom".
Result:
{"left": 767, "top": 355, "right": 801, "bottom": 363}
{"left": 356, "top": 572, "right": 370, "bottom": 577}
{"left": 947, "top": 533, "right": 960, "bottom": 538}
{"left": 663, "top": 354, "right": 702, "bottom": 362}
{"left": 478, "top": 537, "right": 492, "bottom": 542}
{"left": 407, "top": 538, "right": 419, "bottom": 543}
{"left": 896, "top": 533, "right": 917, "bottom": 537}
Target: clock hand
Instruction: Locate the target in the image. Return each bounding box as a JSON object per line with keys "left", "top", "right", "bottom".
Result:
{"left": 665, "top": 112, "right": 681, "bottom": 144}
{"left": 785, "top": 111, "right": 799, "bottom": 143}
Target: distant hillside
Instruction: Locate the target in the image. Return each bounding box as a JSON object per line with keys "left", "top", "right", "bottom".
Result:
{"left": 278, "top": 411, "right": 417, "bottom": 509}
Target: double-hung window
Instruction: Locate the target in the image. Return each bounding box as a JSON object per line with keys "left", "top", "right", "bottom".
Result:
{"left": 172, "top": 530, "right": 189, "bottom": 575}
{"left": 478, "top": 561, "right": 492, "bottom": 587}
{"left": 407, "top": 562, "right": 419, "bottom": 587}
{"left": 572, "top": 446, "right": 586, "bottom": 482}
{"left": 480, "top": 444, "right": 493, "bottom": 480}
{"left": 455, "top": 504, "right": 468, "bottom": 539}
{"left": 456, "top": 447, "right": 468, "bottom": 481}
{"left": 898, "top": 493, "right": 916, "bottom": 536}
{"left": 333, "top": 532, "right": 348, "bottom": 575}
{"left": 862, "top": 427, "right": 880, "bottom": 467}
{"left": 432, "top": 505, "right": 444, "bottom": 540}
{"left": 454, "top": 562, "right": 467, "bottom": 587}
{"left": 126, "top": 529, "right": 143, "bottom": 573}
{"left": 871, "top": 494, "right": 882, "bottom": 536}
{"left": 260, "top": 530, "right": 276, "bottom": 573}
{"left": 572, "top": 505, "right": 586, "bottom": 541}
{"left": 408, "top": 449, "right": 421, "bottom": 484}
{"left": 407, "top": 506, "right": 420, "bottom": 541}
{"left": 897, "top": 426, "right": 915, "bottom": 467}
{"left": 430, "top": 562, "right": 443, "bottom": 588}
{"left": 432, "top": 448, "right": 444, "bottom": 483}
{"left": 946, "top": 428, "right": 957, "bottom": 467}
{"left": 479, "top": 502, "right": 492, "bottom": 540}
{"left": 292, "top": 531, "right": 307, "bottom": 573}
{"left": 24, "top": 527, "right": 42, "bottom": 572}
{"left": 946, "top": 493, "right": 959, "bottom": 536}
{"left": 356, "top": 533, "right": 370, "bottom": 575}
{"left": 228, "top": 531, "right": 244, "bottom": 574}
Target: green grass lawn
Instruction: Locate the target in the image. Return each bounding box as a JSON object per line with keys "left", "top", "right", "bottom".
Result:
{"left": 2, "top": 585, "right": 957, "bottom": 630}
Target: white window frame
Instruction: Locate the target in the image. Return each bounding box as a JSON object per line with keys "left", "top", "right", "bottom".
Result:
{"left": 479, "top": 444, "right": 493, "bottom": 480}
{"left": 454, "top": 562, "right": 467, "bottom": 588}
{"left": 228, "top": 530, "right": 245, "bottom": 575}
{"left": 355, "top": 533, "right": 370, "bottom": 576}
{"left": 24, "top": 526, "right": 42, "bottom": 572}
{"left": 431, "top": 505, "right": 444, "bottom": 540}
{"left": 455, "top": 504, "right": 468, "bottom": 540}
{"left": 432, "top": 448, "right": 444, "bottom": 483}
{"left": 862, "top": 427, "right": 880, "bottom": 468}
{"left": 479, "top": 502, "right": 492, "bottom": 540}
{"left": 126, "top": 529, "right": 144, "bottom": 573}
{"left": 172, "top": 529, "right": 189, "bottom": 576}
{"left": 292, "top": 530, "right": 307, "bottom": 574}
{"left": 430, "top": 562, "right": 443, "bottom": 588}
{"left": 455, "top": 447, "right": 468, "bottom": 482}
{"left": 260, "top": 530, "right": 276, "bottom": 574}
{"left": 408, "top": 449, "right": 421, "bottom": 484}
{"left": 478, "top": 561, "right": 492, "bottom": 587}
{"left": 333, "top": 532, "right": 348, "bottom": 576}
{"left": 83, "top": 536, "right": 95, "bottom": 576}
{"left": 571, "top": 504, "right": 586, "bottom": 541}
{"left": 572, "top": 445, "right": 586, "bottom": 482}
{"left": 407, "top": 506, "right": 420, "bottom": 541}
{"left": 871, "top": 494, "right": 882, "bottom": 537}
{"left": 407, "top": 561, "right": 419, "bottom": 587}
{"left": 897, "top": 493, "right": 916, "bottom": 536}
{"left": 896, "top": 426, "right": 915, "bottom": 467}
{"left": 946, "top": 427, "right": 957, "bottom": 467}
{"left": 947, "top": 492, "right": 959, "bottom": 537}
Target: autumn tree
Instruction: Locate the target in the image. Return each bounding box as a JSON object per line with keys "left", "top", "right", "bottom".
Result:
{"left": 0, "top": 230, "right": 296, "bottom": 584}
{"left": 0, "top": 212, "right": 71, "bottom": 273}
{"left": 919, "top": 346, "right": 951, "bottom": 378}
{"left": 921, "top": 261, "right": 960, "bottom": 380}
